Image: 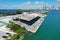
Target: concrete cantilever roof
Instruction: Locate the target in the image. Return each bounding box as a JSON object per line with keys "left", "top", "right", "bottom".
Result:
{"left": 13, "top": 16, "right": 40, "bottom": 26}
{"left": 12, "top": 12, "right": 46, "bottom": 33}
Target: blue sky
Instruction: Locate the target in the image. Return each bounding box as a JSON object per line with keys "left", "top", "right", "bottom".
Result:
{"left": 0, "top": 0, "right": 60, "bottom": 9}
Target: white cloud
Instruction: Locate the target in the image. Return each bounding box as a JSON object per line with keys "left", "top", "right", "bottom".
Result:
{"left": 34, "top": 1, "right": 44, "bottom": 4}
{"left": 35, "top": 1, "right": 40, "bottom": 4}
{"left": 25, "top": 1, "right": 31, "bottom": 5}
{"left": 0, "top": 1, "right": 49, "bottom": 9}
{"left": 57, "top": 0, "right": 60, "bottom": 1}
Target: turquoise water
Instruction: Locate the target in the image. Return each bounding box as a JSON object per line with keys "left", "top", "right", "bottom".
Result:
{"left": 23, "top": 10, "right": 60, "bottom": 40}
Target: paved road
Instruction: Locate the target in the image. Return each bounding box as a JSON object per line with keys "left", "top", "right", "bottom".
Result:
{"left": 0, "top": 14, "right": 20, "bottom": 27}
{"left": 0, "top": 31, "right": 7, "bottom": 40}
{"left": 0, "top": 14, "right": 21, "bottom": 40}
{"left": 0, "top": 21, "right": 8, "bottom": 25}
{"left": 0, "top": 14, "right": 20, "bottom": 19}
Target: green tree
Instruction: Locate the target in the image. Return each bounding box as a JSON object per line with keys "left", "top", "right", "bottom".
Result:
{"left": 15, "top": 10, "right": 22, "bottom": 14}
{"left": 6, "top": 21, "right": 28, "bottom": 40}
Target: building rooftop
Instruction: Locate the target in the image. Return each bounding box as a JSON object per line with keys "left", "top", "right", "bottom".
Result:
{"left": 12, "top": 12, "right": 45, "bottom": 33}
{"left": 13, "top": 16, "right": 40, "bottom": 26}
{"left": 16, "top": 12, "right": 40, "bottom": 21}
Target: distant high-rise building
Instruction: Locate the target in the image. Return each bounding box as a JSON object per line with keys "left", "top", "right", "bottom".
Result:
{"left": 58, "top": 7, "right": 60, "bottom": 10}
{"left": 50, "top": 5, "right": 56, "bottom": 10}
{"left": 56, "top": 7, "right": 60, "bottom": 10}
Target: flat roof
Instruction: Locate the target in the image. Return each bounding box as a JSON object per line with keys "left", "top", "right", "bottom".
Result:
{"left": 13, "top": 16, "right": 40, "bottom": 26}
{"left": 17, "top": 13, "right": 40, "bottom": 21}
{"left": 12, "top": 13, "right": 45, "bottom": 33}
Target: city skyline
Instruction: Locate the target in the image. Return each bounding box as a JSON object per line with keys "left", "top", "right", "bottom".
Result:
{"left": 0, "top": 0, "right": 60, "bottom": 9}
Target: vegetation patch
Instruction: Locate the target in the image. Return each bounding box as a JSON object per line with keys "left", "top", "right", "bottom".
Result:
{"left": 6, "top": 21, "right": 29, "bottom": 40}
{"left": 42, "top": 12, "right": 48, "bottom": 15}
{"left": 0, "top": 10, "right": 22, "bottom": 17}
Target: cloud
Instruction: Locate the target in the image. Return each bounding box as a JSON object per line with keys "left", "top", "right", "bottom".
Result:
{"left": 25, "top": 1, "right": 31, "bottom": 5}
{"left": 34, "top": 1, "right": 44, "bottom": 4}
{"left": 0, "top": 5, "right": 7, "bottom": 9}
{"left": 0, "top": 1, "right": 31, "bottom": 9}
{"left": 57, "top": 0, "right": 60, "bottom": 1}
{"left": 0, "top": 1, "right": 49, "bottom": 9}
{"left": 35, "top": 1, "right": 40, "bottom": 4}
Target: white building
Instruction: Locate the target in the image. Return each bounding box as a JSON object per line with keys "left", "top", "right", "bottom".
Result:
{"left": 11, "top": 12, "right": 46, "bottom": 33}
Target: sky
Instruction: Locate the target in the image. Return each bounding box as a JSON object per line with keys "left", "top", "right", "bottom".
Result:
{"left": 0, "top": 0, "right": 60, "bottom": 9}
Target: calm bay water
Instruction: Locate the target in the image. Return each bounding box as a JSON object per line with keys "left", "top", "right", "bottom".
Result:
{"left": 0, "top": 9, "right": 16, "bottom": 12}
{"left": 0, "top": 9, "right": 44, "bottom": 13}
{"left": 23, "top": 10, "right": 60, "bottom": 40}
{"left": 0, "top": 9, "right": 25, "bottom": 13}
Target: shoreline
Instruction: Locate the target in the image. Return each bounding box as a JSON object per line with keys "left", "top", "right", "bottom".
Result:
{"left": 31, "top": 18, "right": 45, "bottom": 33}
